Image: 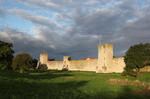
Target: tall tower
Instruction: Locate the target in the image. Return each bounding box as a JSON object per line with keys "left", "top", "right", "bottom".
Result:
{"left": 40, "top": 53, "right": 48, "bottom": 64}
{"left": 97, "top": 44, "right": 113, "bottom": 73}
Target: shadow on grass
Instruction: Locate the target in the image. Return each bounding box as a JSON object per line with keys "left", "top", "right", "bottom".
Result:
{"left": 0, "top": 70, "right": 72, "bottom": 80}
{"left": 0, "top": 80, "right": 89, "bottom": 99}
{"left": 0, "top": 70, "right": 150, "bottom": 99}
{"left": 84, "top": 86, "right": 150, "bottom": 99}
{"left": 1, "top": 81, "right": 149, "bottom": 99}
{"left": 115, "top": 86, "right": 150, "bottom": 99}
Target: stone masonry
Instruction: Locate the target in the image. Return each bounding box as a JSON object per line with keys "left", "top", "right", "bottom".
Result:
{"left": 39, "top": 44, "right": 125, "bottom": 73}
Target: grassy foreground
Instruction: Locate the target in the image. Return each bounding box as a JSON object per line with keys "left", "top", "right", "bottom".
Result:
{"left": 0, "top": 70, "right": 150, "bottom": 99}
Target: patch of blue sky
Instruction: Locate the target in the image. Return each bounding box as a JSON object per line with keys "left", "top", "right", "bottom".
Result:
{"left": 14, "top": 3, "right": 39, "bottom": 12}
{"left": 59, "top": 21, "right": 73, "bottom": 28}
{"left": 2, "top": 0, "right": 38, "bottom": 12}
{"left": 1, "top": 0, "right": 13, "bottom": 9}
{"left": 2, "top": 0, "right": 61, "bottom": 21}
{"left": 38, "top": 11, "right": 54, "bottom": 19}
{"left": 127, "top": 16, "right": 138, "bottom": 21}
{"left": 65, "top": 9, "right": 72, "bottom": 13}
{"left": 137, "top": 0, "right": 148, "bottom": 9}
{"left": 5, "top": 14, "right": 33, "bottom": 34}
{"left": 97, "top": 0, "right": 121, "bottom": 10}
{"left": 0, "top": 21, "right": 5, "bottom": 28}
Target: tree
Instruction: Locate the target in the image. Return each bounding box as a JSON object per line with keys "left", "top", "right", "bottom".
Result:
{"left": 124, "top": 43, "right": 150, "bottom": 77}
{"left": 12, "top": 53, "right": 33, "bottom": 73}
{"left": 0, "top": 40, "right": 14, "bottom": 70}
{"left": 32, "top": 58, "right": 38, "bottom": 70}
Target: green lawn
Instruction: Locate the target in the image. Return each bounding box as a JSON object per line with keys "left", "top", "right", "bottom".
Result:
{"left": 0, "top": 70, "right": 150, "bottom": 99}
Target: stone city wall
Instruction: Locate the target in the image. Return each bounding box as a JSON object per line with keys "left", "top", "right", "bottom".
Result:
{"left": 39, "top": 44, "right": 125, "bottom": 73}
{"left": 111, "top": 57, "right": 125, "bottom": 73}
{"left": 47, "top": 61, "right": 63, "bottom": 70}
{"left": 68, "top": 59, "right": 97, "bottom": 71}
{"left": 45, "top": 59, "right": 97, "bottom": 71}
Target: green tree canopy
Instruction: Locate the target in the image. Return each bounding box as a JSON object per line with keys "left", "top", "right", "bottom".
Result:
{"left": 32, "top": 58, "right": 38, "bottom": 69}
{"left": 124, "top": 43, "right": 150, "bottom": 77}
{"left": 0, "top": 40, "right": 14, "bottom": 70}
{"left": 12, "top": 53, "right": 33, "bottom": 73}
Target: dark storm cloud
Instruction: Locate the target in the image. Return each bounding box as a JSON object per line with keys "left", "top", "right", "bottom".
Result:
{"left": 0, "top": 27, "right": 56, "bottom": 59}
{"left": 65, "top": 0, "right": 150, "bottom": 57}
{"left": 72, "top": 9, "right": 121, "bottom": 35}
{"left": 122, "top": 14, "right": 150, "bottom": 42}
{"left": 0, "top": 27, "right": 99, "bottom": 60}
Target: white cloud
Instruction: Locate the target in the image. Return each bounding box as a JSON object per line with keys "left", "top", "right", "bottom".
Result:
{"left": 0, "top": 31, "right": 10, "bottom": 39}
{"left": 7, "top": 9, "right": 59, "bottom": 30}
{"left": 15, "top": 0, "right": 62, "bottom": 12}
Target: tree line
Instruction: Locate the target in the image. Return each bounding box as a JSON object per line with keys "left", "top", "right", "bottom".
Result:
{"left": 1, "top": 40, "right": 150, "bottom": 77}
{"left": 0, "top": 40, "right": 38, "bottom": 73}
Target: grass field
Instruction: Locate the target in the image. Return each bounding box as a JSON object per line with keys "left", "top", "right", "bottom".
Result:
{"left": 0, "top": 70, "right": 150, "bottom": 99}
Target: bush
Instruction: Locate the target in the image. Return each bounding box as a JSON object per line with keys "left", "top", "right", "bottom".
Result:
{"left": 122, "top": 70, "right": 137, "bottom": 77}
{"left": 124, "top": 43, "right": 150, "bottom": 77}
{"left": 12, "top": 53, "right": 33, "bottom": 73}
{"left": 32, "top": 59, "right": 38, "bottom": 70}
{"left": 0, "top": 40, "right": 14, "bottom": 70}
{"left": 38, "top": 64, "right": 48, "bottom": 71}
{"left": 62, "top": 67, "right": 68, "bottom": 71}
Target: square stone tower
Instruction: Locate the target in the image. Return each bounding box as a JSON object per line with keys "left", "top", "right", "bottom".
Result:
{"left": 96, "top": 44, "right": 113, "bottom": 73}
{"left": 40, "top": 53, "right": 48, "bottom": 64}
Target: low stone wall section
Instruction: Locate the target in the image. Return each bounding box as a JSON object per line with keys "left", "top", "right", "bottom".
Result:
{"left": 110, "top": 57, "right": 125, "bottom": 73}
{"left": 47, "top": 61, "right": 63, "bottom": 70}
{"left": 68, "top": 59, "right": 97, "bottom": 71}
{"left": 140, "top": 66, "right": 150, "bottom": 72}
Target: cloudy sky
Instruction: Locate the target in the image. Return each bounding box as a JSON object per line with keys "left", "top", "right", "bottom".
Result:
{"left": 0, "top": 0, "right": 150, "bottom": 60}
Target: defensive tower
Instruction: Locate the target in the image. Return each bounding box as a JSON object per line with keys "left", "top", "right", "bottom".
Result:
{"left": 40, "top": 53, "right": 48, "bottom": 64}
{"left": 97, "top": 44, "right": 113, "bottom": 73}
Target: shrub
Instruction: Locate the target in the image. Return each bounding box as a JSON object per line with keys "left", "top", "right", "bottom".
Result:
{"left": 62, "top": 67, "right": 68, "bottom": 71}
{"left": 32, "top": 59, "right": 38, "bottom": 70}
{"left": 38, "top": 64, "right": 48, "bottom": 71}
